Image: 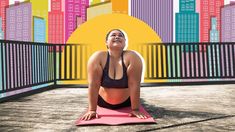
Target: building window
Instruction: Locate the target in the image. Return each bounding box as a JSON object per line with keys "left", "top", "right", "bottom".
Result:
{"left": 69, "top": 13, "right": 73, "bottom": 20}
{"left": 68, "top": 4, "right": 73, "bottom": 12}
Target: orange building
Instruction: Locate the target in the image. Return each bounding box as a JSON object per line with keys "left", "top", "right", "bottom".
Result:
{"left": 90, "top": 0, "right": 128, "bottom": 14}
{"left": 87, "top": 0, "right": 128, "bottom": 20}
{"left": 111, "top": 0, "right": 128, "bottom": 14}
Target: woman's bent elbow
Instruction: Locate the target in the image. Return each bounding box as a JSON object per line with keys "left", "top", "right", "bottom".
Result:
{"left": 88, "top": 81, "right": 101, "bottom": 90}
{"left": 128, "top": 81, "right": 140, "bottom": 90}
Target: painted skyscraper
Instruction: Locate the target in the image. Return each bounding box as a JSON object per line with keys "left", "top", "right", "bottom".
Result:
{"left": 200, "top": 0, "right": 224, "bottom": 42}
{"left": 48, "top": 0, "right": 64, "bottom": 44}
{"left": 0, "top": 0, "right": 9, "bottom": 39}
{"left": 87, "top": 0, "right": 128, "bottom": 21}
{"left": 6, "top": 1, "right": 32, "bottom": 41}
{"left": 131, "top": 0, "right": 173, "bottom": 43}
{"left": 210, "top": 17, "right": 219, "bottom": 42}
{"left": 33, "top": 16, "right": 46, "bottom": 43}
{"left": 91, "top": 0, "right": 102, "bottom": 5}
{"left": 65, "top": 0, "right": 89, "bottom": 42}
{"left": 6, "top": 2, "right": 32, "bottom": 90}
{"left": 112, "top": 0, "right": 128, "bottom": 14}
{"left": 0, "top": 17, "right": 3, "bottom": 39}
{"left": 175, "top": 0, "right": 199, "bottom": 43}
{"left": 221, "top": 2, "right": 235, "bottom": 42}
{"left": 87, "top": 1, "right": 112, "bottom": 20}
{"left": 30, "top": 0, "right": 48, "bottom": 42}
{"left": 80, "top": 0, "right": 89, "bottom": 23}
{"left": 0, "top": 17, "right": 2, "bottom": 89}
{"left": 209, "top": 17, "right": 220, "bottom": 77}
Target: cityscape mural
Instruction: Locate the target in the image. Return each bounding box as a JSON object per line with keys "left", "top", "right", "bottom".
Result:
{"left": 0, "top": 0, "right": 234, "bottom": 43}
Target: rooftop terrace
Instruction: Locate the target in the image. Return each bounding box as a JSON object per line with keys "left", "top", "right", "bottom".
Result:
{"left": 0, "top": 84, "right": 234, "bottom": 131}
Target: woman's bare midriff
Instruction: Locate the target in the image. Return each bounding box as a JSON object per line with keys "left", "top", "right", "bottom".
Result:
{"left": 99, "top": 87, "right": 130, "bottom": 105}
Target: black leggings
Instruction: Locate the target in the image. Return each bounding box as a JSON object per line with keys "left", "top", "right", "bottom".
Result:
{"left": 97, "top": 95, "right": 131, "bottom": 110}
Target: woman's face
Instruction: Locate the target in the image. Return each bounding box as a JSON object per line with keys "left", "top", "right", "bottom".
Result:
{"left": 106, "top": 30, "right": 126, "bottom": 50}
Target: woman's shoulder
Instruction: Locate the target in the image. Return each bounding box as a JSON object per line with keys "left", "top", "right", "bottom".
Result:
{"left": 124, "top": 50, "right": 142, "bottom": 59}
{"left": 91, "top": 51, "right": 107, "bottom": 57}
{"left": 124, "top": 50, "right": 143, "bottom": 65}
{"left": 88, "top": 51, "right": 107, "bottom": 63}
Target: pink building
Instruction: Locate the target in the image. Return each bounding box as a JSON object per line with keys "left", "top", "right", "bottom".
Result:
{"left": 65, "top": 0, "right": 89, "bottom": 42}
{"left": 76, "top": 16, "right": 82, "bottom": 28}
{"left": 0, "top": 0, "right": 9, "bottom": 39}
{"left": 200, "top": 0, "right": 224, "bottom": 42}
{"left": 48, "top": 0, "right": 64, "bottom": 44}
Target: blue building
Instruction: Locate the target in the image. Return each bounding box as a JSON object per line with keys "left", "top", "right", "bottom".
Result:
{"left": 0, "top": 17, "right": 4, "bottom": 40}
{"left": 176, "top": 0, "right": 199, "bottom": 45}
{"left": 210, "top": 17, "right": 219, "bottom": 42}
{"left": 33, "top": 16, "right": 46, "bottom": 43}
{"left": 0, "top": 17, "right": 3, "bottom": 91}
{"left": 209, "top": 17, "right": 220, "bottom": 77}
{"left": 32, "top": 16, "right": 46, "bottom": 85}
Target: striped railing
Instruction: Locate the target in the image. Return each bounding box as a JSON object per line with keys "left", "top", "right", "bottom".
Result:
{"left": 1, "top": 40, "right": 235, "bottom": 95}
{"left": 0, "top": 40, "right": 88, "bottom": 94}
{"left": 0, "top": 40, "right": 57, "bottom": 93}
{"left": 138, "top": 42, "right": 235, "bottom": 84}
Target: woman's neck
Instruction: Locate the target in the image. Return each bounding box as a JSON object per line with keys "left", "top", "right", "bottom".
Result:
{"left": 108, "top": 50, "right": 123, "bottom": 60}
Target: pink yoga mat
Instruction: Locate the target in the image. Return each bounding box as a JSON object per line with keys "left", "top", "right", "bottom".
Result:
{"left": 76, "top": 105, "right": 156, "bottom": 126}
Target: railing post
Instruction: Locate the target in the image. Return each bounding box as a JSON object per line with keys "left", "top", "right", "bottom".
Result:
{"left": 53, "top": 45, "right": 57, "bottom": 86}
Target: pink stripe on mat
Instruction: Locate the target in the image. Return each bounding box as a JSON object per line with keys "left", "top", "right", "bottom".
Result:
{"left": 76, "top": 105, "right": 156, "bottom": 126}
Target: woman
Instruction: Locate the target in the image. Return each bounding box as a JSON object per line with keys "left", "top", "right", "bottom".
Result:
{"left": 81, "top": 29, "right": 147, "bottom": 120}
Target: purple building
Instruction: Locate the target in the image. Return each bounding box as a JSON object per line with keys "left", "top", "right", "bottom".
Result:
{"left": 130, "top": 0, "right": 173, "bottom": 43}
{"left": 5, "top": 2, "right": 32, "bottom": 89}
{"left": 6, "top": 1, "right": 32, "bottom": 41}
{"left": 221, "top": 2, "right": 235, "bottom": 77}
{"left": 65, "top": 0, "right": 89, "bottom": 42}
{"left": 221, "top": 2, "right": 235, "bottom": 42}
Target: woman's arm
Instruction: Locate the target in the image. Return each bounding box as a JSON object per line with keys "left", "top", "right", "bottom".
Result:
{"left": 127, "top": 51, "right": 142, "bottom": 111}
{"left": 81, "top": 51, "right": 103, "bottom": 120}
{"left": 127, "top": 51, "right": 146, "bottom": 119}
{"left": 87, "top": 51, "right": 103, "bottom": 111}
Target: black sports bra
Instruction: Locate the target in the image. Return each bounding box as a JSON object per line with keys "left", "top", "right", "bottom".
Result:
{"left": 101, "top": 52, "right": 128, "bottom": 88}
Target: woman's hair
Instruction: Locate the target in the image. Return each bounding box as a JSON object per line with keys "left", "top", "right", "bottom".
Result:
{"left": 105, "top": 29, "right": 126, "bottom": 41}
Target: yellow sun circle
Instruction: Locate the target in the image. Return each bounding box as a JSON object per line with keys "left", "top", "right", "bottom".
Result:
{"left": 61, "top": 13, "right": 162, "bottom": 84}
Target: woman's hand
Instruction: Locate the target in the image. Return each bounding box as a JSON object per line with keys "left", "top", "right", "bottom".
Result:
{"left": 80, "top": 111, "right": 99, "bottom": 121}
{"left": 129, "top": 110, "right": 148, "bottom": 119}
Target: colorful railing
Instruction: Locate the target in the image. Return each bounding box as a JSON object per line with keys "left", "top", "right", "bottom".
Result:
{"left": 1, "top": 40, "right": 235, "bottom": 96}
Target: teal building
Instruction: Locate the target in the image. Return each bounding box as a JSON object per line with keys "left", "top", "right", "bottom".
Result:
{"left": 176, "top": 0, "right": 199, "bottom": 45}
{"left": 174, "top": 0, "right": 199, "bottom": 79}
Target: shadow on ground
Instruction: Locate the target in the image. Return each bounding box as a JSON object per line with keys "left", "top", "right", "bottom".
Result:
{"left": 140, "top": 99, "right": 235, "bottom": 131}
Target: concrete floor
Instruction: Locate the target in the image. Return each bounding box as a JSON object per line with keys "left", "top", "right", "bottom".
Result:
{"left": 0, "top": 84, "right": 235, "bottom": 132}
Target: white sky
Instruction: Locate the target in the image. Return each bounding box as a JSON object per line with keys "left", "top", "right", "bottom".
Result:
{"left": 9, "top": 0, "right": 25, "bottom": 5}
